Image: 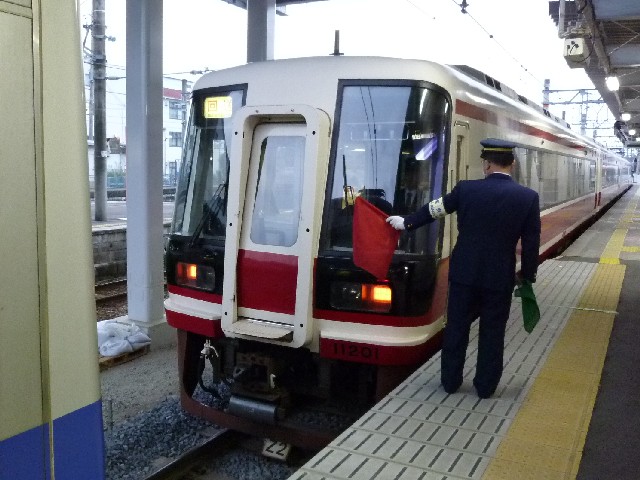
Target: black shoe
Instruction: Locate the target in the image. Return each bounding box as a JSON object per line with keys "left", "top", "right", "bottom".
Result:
{"left": 473, "top": 379, "right": 496, "bottom": 399}
{"left": 476, "top": 390, "right": 492, "bottom": 399}
{"left": 442, "top": 382, "right": 461, "bottom": 394}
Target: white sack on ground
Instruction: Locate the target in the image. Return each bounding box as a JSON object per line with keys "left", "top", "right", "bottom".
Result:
{"left": 97, "top": 320, "right": 151, "bottom": 357}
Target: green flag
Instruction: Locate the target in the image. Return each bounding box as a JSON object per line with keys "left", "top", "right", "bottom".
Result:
{"left": 514, "top": 280, "right": 540, "bottom": 333}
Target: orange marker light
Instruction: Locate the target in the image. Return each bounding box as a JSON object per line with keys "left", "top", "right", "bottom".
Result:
{"left": 371, "top": 285, "right": 392, "bottom": 303}
{"left": 187, "top": 264, "right": 197, "bottom": 280}
{"left": 175, "top": 262, "right": 216, "bottom": 292}
{"left": 361, "top": 284, "right": 392, "bottom": 311}
{"left": 329, "top": 281, "right": 392, "bottom": 313}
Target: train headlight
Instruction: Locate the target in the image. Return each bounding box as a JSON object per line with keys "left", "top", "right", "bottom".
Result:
{"left": 175, "top": 262, "right": 215, "bottom": 292}
{"left": 330, "top": 281, "right": 392, "bottom": 313}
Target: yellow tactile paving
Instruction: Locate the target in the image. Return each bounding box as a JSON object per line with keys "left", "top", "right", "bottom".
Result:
{"left": 484, "top": 192, "right": 633, "bottom": 479}
{"left": 484, "top": 457, "right": 567, "bottom": 480}
{"left": 493, "top": 437, "right": 573, "bottom": 472}
{"left": 578, "top": 264, "right": 625, "bottom": 311}
{"left": 599, "top": 229, "right": 626, "bottom": 264}
{"left": 293, "top": 190, "right": 638, "bottom": 480}
{"left": 485, "top": 267, "right": 621, "bottom": 479}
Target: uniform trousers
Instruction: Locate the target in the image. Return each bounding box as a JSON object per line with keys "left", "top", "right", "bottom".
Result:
{"left": 441, "top": 281, "right": 513, "bottom": 397}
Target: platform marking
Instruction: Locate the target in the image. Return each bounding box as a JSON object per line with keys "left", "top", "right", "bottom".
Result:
{"left": 483, "top": 193, "right": 632, "bottom": 479}
{"left": 291, "top": 261, "right": 593, "bottom": 480}
{"left": 599, "top": 193, "right": 637, "bottom": 264}
{"left": 483, "top": 266, "right": 622, "bottom": 479}
{"left": 291, "top": 191, "right": 635, "bottom": 480}
{"left": 599, "top": 229, "right": 626, "bottom": 264}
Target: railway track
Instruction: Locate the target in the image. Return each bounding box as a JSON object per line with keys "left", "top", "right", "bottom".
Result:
{"left": 96, "top": 278, "right": 350, "bottom": 479}
{"left": 95, "top": 278, "right": 168, "bottom": 321}
{"left": 143, "top": 427, "right": 317, "bottom": 480}
{"left": 143, "top": 429, "right": 242, "bottom": 480}
{"left": 95, "top": 278, "right": 128, "bottom": 306}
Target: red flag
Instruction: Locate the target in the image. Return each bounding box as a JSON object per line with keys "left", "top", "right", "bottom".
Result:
{"left": 352, "top": 196, "right": 401, "bottom": 279}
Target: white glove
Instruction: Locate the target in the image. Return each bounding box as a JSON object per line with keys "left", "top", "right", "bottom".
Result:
{"left": 386, "top": 216, "right": 405, "bottom": 230}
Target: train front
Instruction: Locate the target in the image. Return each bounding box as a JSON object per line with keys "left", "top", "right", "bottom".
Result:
{"left": 164, "top": 59, "right": 453, "bottom": 431}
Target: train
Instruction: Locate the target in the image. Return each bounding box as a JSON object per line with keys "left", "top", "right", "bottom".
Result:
{"left": 0, "top": 1, "right": 105, "bottom": 478}
{"left": 164, "top": 56, "right": 631, "bottom": 445}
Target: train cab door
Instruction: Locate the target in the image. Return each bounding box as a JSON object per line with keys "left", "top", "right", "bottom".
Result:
{"left": 221, "top": 106, "right": 330, "bottom": 348}
{"left": 446, "top": 121, "right": 470, "bottom": 255}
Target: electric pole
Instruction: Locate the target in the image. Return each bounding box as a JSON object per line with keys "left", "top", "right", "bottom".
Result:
{"left": 92, "top": 0, "right": 107, "bottom": 221}
{"left": 181, "top": 78, "right": 188, "bottom": 142}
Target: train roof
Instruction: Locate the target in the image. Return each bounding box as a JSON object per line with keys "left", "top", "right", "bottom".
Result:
{"left": 193, "top": 56, "right": 572, "bottom": 133}
{"left": 192, "top": 56, "right": 451, "bottom": 90}
{"left": 192, "top": 56, "right": 629, "bottom": 163}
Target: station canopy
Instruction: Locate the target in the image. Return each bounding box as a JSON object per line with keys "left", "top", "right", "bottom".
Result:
{"left": 220, "top": 0, "right": 328, "bottom": 15}
{"left": 549, "top": 0, "right": 640, "bottom": 147}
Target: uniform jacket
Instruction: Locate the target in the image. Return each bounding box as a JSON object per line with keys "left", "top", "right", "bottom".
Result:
{"left": 404, "top": 173, "right": 541, "bottom": 292}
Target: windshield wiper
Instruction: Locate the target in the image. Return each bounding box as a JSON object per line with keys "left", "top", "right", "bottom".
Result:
{"left": 189, "top": 183, "right": 227, "bottom": 248}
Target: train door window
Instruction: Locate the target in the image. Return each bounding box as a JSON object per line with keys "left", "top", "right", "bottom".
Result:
{"left": 250, "top": 133, "right": 306, "bottom": 247}
{"left": 591, "top": 155, "right": 598, "bottom": 191}
{"left": 561, "top": 156, "right": 570, "bottom": 202}
{"left": 540, "top": 152, "right": 560, "bottom": 208}
{"left": 512, "top": 147, "right": 523, "bottom": 185}
{"left": 455, "top": 135, "right": 464, "bottom": 180}
{"left": 323, "top": 82, "right": 450, "bottom": 255}
{"left": 521, "top": 148, "right": 539, "bottom": 192}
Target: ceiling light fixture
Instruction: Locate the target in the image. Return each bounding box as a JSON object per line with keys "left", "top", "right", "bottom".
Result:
{"left": 629, "top": 129, "right": 637, "bottom": 136}
{"left": 606, "top": 76, "right": 620, "bottom": 91}
{"left": 621, "top": 113, "right": 631, "bottom": 122}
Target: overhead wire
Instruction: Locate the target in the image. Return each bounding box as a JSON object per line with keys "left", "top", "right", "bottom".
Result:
{"left": 402, "top": 0, "right": 542, "bottom": 85}
{"left": 447, "top": 0, "right": 542, "bottom": 84}
{"left": 402, "top": 0, "right": 618, "bottom": 146}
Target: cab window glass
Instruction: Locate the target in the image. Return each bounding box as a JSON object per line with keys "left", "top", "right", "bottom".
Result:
{"left": 323, "top": 84, "right": 449, "bottom": 255}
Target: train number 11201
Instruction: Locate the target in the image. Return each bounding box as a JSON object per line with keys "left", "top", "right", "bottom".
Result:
{"left": 332, "top": 341, "right": 380, "bottom": 361}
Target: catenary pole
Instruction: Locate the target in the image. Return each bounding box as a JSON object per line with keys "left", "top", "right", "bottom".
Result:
{"left": 92, "top": 0, "right": 107, "bottom": 221}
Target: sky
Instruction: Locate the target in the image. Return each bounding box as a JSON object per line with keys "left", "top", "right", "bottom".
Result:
{"left": 78, "top": 0, "right": 618, "bottom": 145}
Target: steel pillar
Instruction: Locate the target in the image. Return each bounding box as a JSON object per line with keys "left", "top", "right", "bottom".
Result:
{"left": 247, "top": 0, "right": 275, "bottom": 62}
{"left": 125, "top": 0, "right": 173, "bottom": 346}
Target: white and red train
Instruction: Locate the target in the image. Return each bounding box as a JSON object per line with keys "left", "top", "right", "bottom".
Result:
{"left": 164, "top": 56, "right": 630, "bottom": 435}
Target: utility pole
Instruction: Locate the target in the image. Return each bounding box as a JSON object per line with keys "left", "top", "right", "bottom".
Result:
{"left": 543, "top": 79, "right": 550, "bottom": 110}
{"left": 181, "top": 78, "right": 188, "bottom": 142}
{"left": 88, "top": 65, "right": 94, "bottom": 140}
{"left": 581, "top": 90, "right": 588, "bottom": 136}
{"left": 92, "top": 0, "right": 107, "bottom": 221}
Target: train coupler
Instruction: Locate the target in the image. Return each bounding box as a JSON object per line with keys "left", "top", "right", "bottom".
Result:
{"left": 226, "top": 395, "right": 286, "bottom": 424}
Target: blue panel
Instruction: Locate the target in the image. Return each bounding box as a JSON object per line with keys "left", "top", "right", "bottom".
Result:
{"left": 0, "top": 424, "right": 49, "bottom": 480}
{"left": 53, "top": 400, "right": 105, "bottom": 480}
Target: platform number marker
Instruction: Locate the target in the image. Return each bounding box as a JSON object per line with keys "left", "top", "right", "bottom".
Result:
{"left": 262, "top": 438, "right": 291, "bottom": 461}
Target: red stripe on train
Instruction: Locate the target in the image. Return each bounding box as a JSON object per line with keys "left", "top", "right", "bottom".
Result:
{"left": 237, "top": 249, "right": 297, "bottom": 314}
{"left": 168, "top": 284, "right": 222, "bottom": 303}
{"left": 455, "top": 99, "right": 587, "bottom": 151}
{"left": 166, "top": 310, "right": 224, "bottom": 338}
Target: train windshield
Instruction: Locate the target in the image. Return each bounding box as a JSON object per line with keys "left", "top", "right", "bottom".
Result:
{"left": 171, "top": 88, "right": 245, "bottom": 240}
{"left": 323, "top": 83, "right": 449, "bottom": 255}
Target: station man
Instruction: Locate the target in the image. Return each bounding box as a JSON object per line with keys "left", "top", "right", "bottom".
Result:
{"left": 386, "top": 138, "right": 541, "bottom": 398}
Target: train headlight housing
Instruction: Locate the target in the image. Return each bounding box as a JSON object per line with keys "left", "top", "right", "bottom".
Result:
{"left": 175, "top": 262, "right": 215, "bottom": 292}
{"left": 330, "top": 281, "right": 392, "bottom": 313}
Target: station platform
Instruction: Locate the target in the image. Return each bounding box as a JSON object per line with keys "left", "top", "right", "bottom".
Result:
{"left": 290, "top": 185, "right": 640, "bottom": 480}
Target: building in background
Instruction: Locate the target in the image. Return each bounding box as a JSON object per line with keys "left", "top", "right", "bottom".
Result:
{"left": 84, "top": 63, "right": 190, "bottom": 190}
